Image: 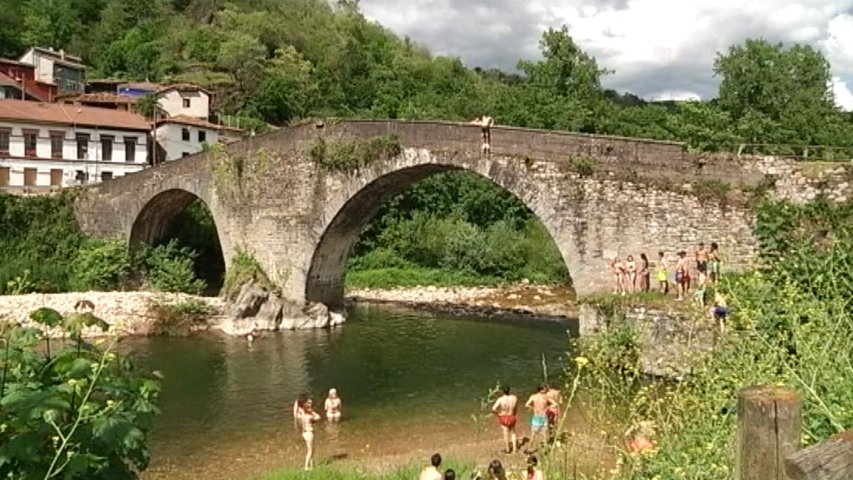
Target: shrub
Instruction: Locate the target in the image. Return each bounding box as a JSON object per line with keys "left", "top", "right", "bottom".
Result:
{"left": 310, "top": 134, "right": 402, "bottom": 173}
{"left": 0, "top": 308, "right": 160, "bottom": 478}
{"left": 566, "top": 156, "right": 595, "bottom": 177}
{"left": 223, "top": 249, "right": 277, "bottom": 298}
{"left": 148, "top": 297, "right": 213, "bottom": 336}
{"left": 135, "top": 241, "right": 206, "bottom": 295}
{"left": 71, "top": 238, "right": 132, "bottom": 291}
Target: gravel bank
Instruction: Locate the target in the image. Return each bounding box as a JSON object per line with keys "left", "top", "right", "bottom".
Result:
{"left": 346, "top": 284, "right": 577, "bottom": 319}
{"left": 0, "top": 291, "right": 223, "bottom": 337}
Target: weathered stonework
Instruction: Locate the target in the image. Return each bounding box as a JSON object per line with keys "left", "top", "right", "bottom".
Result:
{"left": 73, "top": 121, "right": 841, "bottom": 308}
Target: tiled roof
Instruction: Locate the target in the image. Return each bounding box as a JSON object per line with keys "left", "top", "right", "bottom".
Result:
{"left": 0, "top": 99, "right": 149, "bottom": 130}
{"left": 158, "top": 83, "right": 212, "bottom": 95}
{"left": 0, "top": 74, "right": 46, "bottom": 101}
{"left": 0, "top": 72, "right": 17, "bottom": 87}
{"left": 60, "top": 93, "right": 139, "bottom": 104}
{"left": 156, "top": 115, "right": 242, "bottom": 132}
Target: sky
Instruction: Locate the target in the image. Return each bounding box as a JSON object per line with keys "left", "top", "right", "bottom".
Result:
{"left": 358, "top": 0, "right": 853, "bottom": 110}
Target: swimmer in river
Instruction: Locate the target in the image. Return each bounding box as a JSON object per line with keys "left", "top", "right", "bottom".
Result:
{"left": 296, "top": 397, "right": 321, "bottom": 471}
{"left": 419, "top": 453, "right": 443, "bottom": 480}
{"left": 293, "top": 392, "right": 307, "bottom": 423}
{"left": 324, "top": 388, "right": 342, "bottom": 421}
{"left": 525, "top": 384, "right": 557, "bottom": 453}
{"left": 491, "top": 385, "right": 519, "bottom": 453}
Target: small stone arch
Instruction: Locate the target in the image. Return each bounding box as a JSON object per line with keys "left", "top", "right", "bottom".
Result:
{"left": 129, "top": 188, "right": 227, "bottom": 292}
{"left": 304, "top": 162, "right": 575, "bottom": 308}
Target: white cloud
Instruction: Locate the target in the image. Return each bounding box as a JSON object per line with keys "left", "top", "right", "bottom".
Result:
{"left": 833, "top": 77, "right": 853, "bottom": 111}
{"left": 359, "top": 0, "right": 853, "bottom": 103}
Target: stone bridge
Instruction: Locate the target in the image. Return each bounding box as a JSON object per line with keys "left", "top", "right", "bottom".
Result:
{"left": 74, "top": 120, "right": 776, "bottom": 308}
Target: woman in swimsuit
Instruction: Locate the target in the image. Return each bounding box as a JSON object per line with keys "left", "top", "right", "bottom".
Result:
{"left": 709, "top": 242, "right": 721, "bottom": 284}
{"left": 625, "top": 255, "right": 637, "bottom": 294}
{"left": 297, "top": 398, "right": 321, "bottom": 471}
{"left": 656, "top": 251, "right": 669, "bottom": 295}
{"left": 324, "top": 388, "right": 342, "bottom": 421}
{"left": 638, "top": 253, "right": 650, "bottom": 293}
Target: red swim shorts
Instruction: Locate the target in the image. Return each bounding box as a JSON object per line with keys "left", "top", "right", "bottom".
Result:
{"left": 498, "top": 415, "right": 517, "bottom": 428}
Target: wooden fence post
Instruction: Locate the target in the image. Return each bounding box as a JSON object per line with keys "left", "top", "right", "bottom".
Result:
{"left": 736, "top": 386, "right": 803, "bottom": 480}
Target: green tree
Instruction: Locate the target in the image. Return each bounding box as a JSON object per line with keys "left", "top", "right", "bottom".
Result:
{"left": 22, "top": 0, "right": 79, "bottom": 49}
{"left": 715, "top": 39, "right": 840, "bottom": 145}
{"left": 245, "top": 46, "right": 317, "bottom": 125}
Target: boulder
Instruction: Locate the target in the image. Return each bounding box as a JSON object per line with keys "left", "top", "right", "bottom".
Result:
{"left": 227, "top": 282, "right": 268, "bottom": 319}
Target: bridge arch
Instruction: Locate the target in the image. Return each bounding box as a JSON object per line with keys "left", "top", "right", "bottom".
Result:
{"left": 129, "top": 188, "right": 227, "bottom": 292}
{"left": 304, "top": 152, "right": 577, "bottom": 308}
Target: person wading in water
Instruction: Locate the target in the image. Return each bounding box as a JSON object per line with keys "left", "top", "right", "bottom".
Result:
{"left": 491, "top": 385, "right": 519, "bottom": 453}
{"left": 296, "top": 397, "right": 321, "bottom": 471}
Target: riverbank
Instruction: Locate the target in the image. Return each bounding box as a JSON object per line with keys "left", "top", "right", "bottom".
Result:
{"left": 346, "top": 284, "right": 576, "bottom": 320}
{"left": 0, "top": 291, "right": 224, "bottom": 337}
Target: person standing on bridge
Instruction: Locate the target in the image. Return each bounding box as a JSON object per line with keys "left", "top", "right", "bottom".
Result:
{"left": 471, "top": 115, "right": 494, "bottom": 154}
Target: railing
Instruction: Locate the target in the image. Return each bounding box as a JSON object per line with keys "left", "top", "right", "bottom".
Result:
{"left": 736, "top": 386, "right": 853, "bottom": 480}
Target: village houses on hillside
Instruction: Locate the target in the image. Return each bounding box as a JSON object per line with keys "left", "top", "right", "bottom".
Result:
{"left": 0, "top": 46, "right": 244, "bottom": 192}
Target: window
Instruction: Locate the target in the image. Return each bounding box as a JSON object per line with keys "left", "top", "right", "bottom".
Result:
{"left": 50, "top": 169, "right": 63, "bottom": 186}
{"left": 183, "top": 98, "right": 191, "bottom": 108}
{"left": 0, "top": 129, "right": 9, "bottom": 155}
{"left": 50, "top": 132, "right": 64, "bottom": 159}
{"left": 182, "top": 152, "right": 190, "bottom": 157}
{"left": 101, "top": 171, "right": 113, "bottom": 181}
{"left": 0, "top": 167, "right": 9, "bottom": 186}
{"left": 24, "top": 130, "right": 37, "bottom": 157}
{"left": 101, "top": 136, "right": 113, "bottom": 161}
{"left": 198, "top": 130, "right": 206, "bottom": 143}
{"left": 181, "top": 128, "right": 190, "bottom": 141}
{"left": 124, "top": 138, "right": 136, "bottom": 162}
{"left": 23, "top": 168, "right": 37, "bottom": 186}
{"left": 75, "top": 170, "right": 87, "bottom": 183}
{"left": 76, "top": 134, "right": 89, "bottom": 160}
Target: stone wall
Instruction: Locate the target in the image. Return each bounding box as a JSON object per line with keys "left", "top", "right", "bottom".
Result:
{"left": 75, "top": 120, "right": 846, "bottom": 308}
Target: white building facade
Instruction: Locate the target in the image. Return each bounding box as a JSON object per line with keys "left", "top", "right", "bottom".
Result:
{"left": 157, "top": 85, "right": 212, "bottom": 120}
{"left": 154, "top": 116, "right": 242, "bottom": 164}
{"left": 0, "top": 100, "right": 149, "bottom": 192}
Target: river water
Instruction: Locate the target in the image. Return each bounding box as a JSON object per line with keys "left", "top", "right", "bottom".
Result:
{"left": 132, "top": 305, "right": 575, "bottom": 479}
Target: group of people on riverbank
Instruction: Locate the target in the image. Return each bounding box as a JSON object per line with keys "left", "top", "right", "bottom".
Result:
{"left": 419, "top": 453, "right": 544, "bottom": 480}
{"left": 491, "top": 384, "right": 562, "bottom": 455}
{"left": 609, "top": 242, "right": 722, "bottom": 299}
{"left": 293, "top": 388, "right": 342, "bottom": 471}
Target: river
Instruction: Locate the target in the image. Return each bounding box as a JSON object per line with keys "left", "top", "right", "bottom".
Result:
{"left": 132, "top": 304, "right": 576, "bottom": 479}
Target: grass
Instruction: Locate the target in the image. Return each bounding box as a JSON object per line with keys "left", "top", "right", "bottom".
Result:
{"left": 257, "top": 462, "right": 474, "bottom": 480}
{"left": 344, "top": 267, "right": 507, "bottom": 289}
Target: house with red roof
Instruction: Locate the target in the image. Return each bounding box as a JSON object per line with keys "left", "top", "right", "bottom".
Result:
{"left": 0, "top": 100, "right": 150, "bottom": 192}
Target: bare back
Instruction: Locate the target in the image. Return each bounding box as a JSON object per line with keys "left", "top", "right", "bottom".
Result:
{"left": 419, "top": 467, "right": 442, "bottom": 480}
{"left": 526, "top": 393, "right": 550, "bottom": 416}
{"left": 492, "top": 394, "right": 518, "bottom": 416}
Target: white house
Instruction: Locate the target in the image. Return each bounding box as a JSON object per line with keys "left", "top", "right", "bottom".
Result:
{"left": 153, "top": 115, "right": 242, "bottom": 163}
{"left": 157, "top": 84, "right": 212, "bottom": 120}
{"left": 0, "top": 100, "right": 150, "bottom": 192}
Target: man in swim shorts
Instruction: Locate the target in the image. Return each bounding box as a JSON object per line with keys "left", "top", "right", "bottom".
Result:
{"left": 525, "top": 384, "right": 557, "bottom": 453}
{"left": 471, "top": 115, "right": 494, "bottom": 154}
{"left": 492, "top": 385, "right": 519, "bottom": 453}
{"left": 696, "top": 242, "right": 709, "bottom": 286}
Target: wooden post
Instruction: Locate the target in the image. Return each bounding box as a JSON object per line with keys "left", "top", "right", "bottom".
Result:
{"left": 736, "top": 386, "right": 803, "bottom": 480}
{"left": 786, "top": 430, "right": 853, "bottom": 480}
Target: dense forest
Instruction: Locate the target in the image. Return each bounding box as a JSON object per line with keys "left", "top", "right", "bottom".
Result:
{"left": 3, "top": 0, "right": 853, "bottom": 290}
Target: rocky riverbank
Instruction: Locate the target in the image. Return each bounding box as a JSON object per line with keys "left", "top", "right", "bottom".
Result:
{"left": 346, "top": 283, "right": 577, "bottom": 320}
{"left": 0, "top": 291, "right": 225, "bottom": 337}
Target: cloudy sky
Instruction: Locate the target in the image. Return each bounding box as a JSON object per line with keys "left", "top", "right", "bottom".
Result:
{"left": 358, "top": 0, "right": 853, "bottom": 110}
